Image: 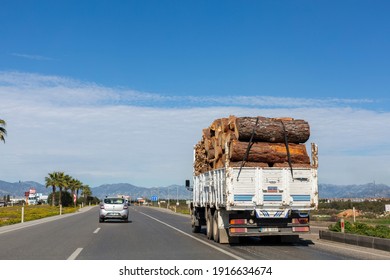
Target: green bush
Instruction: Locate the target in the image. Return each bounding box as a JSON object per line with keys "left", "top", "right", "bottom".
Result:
{"left": 329, "top": 220, "right": 390, "bottom": 239}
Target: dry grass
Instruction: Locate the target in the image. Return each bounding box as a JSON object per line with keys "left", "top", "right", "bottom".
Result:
{"left": 0, "top": 204, "right": 78, "bottom": 227}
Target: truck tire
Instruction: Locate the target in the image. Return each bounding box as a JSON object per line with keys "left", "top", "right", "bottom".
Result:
{"left": 191, "top": 213, "right": 201, "bottom": 233}
{"left": 212, "top": 211, "right": 219, "bottom": 243}
{"left": 206, "top": 209, "right": 213, "bottom": 240}
{"left": 192, "top": 223, "right": 201, "bottom": 233}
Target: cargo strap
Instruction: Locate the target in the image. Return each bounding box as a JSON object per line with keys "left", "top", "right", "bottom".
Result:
{"left": 237, "top": 117, "right": 259, "bottom": 181}
{"left": 280, "top": 120, "right": 294, "bottom": 180}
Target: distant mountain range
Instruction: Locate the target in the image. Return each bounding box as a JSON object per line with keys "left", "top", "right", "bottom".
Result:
{"left": 0, "top": 180, "right": 49, "bottom": 197}
{"left": 90, "top": 183, "right": 192, "bottom": 200}
{"left": 0, "top": 180, "right": 193, "bottom": 200}
{"left": 0, "top": 180, "right": 389, "bottom": 200}
{"left": 318, "top": 183, "right": 390, "bottom": 199}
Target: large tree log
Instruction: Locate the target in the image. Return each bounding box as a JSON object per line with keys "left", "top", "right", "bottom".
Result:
{"left": 229, "top": 140, "right": 310, "bottom": 164}
{"left": 204, "top": 136, "right": 214, "bottom": 152}
{"left": 202, "top": 128, "right": 211, "bottom": 139}
{"left": 231, "top": 116, "right": 310, "bottom": 143}
{"left": 214, "top": 157, "right": 225, "bottom": 169}
{"left": 213, "top": 145, "right": 223, "bottom": 160}
{"left": 202, "top": 129, "right": 212, "bottom": 151}
{"left": 221, "top": 131, "right": 236, "bottom": 149}
{"left": 206, "top": 148, "right": 215, "bottom": 160}
{"left": 194, "top": 140, "right": 212, "bottom": 175}
{"left": 195, "top": 115, "right": 313, "bottom": 174}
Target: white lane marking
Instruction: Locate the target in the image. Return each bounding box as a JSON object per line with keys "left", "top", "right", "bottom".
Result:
{"left": 67, "top": 248, "right": 83, "bottom": 260}
{"left": 93, "top": 228, "right": 101, "bottom": 234}
{"left": 138, "top": 211, "right": 243, "bottom": 260}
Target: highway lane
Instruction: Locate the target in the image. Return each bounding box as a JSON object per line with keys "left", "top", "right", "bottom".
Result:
{"left": 0, "top": 206, "right": 239, "bottom": 260}
{"left": 0, "top": 205, "right": 389, "bottom": 260}
{"left": 0, "top": 207, "right": 102, "bottom": 260}
{"left": 76, "top": 206, "right": 238, "bottom": 260}
{"left": 129, "top": 206, "right": 390, "bottom": 260}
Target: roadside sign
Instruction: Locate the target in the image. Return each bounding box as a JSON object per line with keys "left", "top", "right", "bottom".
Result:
{"left": 151, "top": 195, "right": 158, "bottom": 202}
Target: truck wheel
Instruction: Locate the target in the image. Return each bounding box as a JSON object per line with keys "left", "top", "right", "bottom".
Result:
{"left": 191, "top": 213, "right": 201, "bottom": 233}
{"left": 206, "top": 209, "right": 213, "bottom": 240}
{"left": 192, "top": 224, "right": 201, "bottom": 233}
{"left": 212, "top": 211, "right": 219, "bottom": 243}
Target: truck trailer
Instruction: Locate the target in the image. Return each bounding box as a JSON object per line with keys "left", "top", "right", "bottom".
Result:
{"left": 187, "top": 116, "right": 318, "bottom": 244}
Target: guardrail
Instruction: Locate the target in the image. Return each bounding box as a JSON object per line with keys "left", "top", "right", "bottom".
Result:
{"left": 319, "top": 230, "right": 390, "bottom": 252}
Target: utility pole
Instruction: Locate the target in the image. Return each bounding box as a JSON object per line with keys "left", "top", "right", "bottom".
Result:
{"left": 167, "top": 187, "right": 170, "bottom": 208}
{"left": 176, "top": 185, "right": 179, "bottom": 206}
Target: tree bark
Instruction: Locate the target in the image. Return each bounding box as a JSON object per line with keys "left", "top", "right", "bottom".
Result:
{"left": 194, "top": 115, "right": 312, "bottom": 174}
{"left": 231, "top": 116, "right": 310, "bottom": 143}
{"left": 229, "top": 140, "right": 310, "bottom": 164}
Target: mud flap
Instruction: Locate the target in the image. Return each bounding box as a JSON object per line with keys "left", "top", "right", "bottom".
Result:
{"left": 219, "top": 229, "right": 240, "bottom": 244}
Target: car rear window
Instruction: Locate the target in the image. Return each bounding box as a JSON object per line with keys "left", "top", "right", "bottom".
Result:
{"left": 104, "top": 198, "right": 124, "bottom": 204}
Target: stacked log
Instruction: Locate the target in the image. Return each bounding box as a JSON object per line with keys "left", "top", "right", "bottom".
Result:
{"left": 230, "top": 116, "right": 310, "bottom": 143}
{"left": 229, "top": 140, "right": 310, "bottom": 163}
{"left": 194, "top": 115, "right": 311, "bottom": 176}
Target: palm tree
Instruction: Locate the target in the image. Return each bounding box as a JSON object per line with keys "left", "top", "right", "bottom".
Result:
{"left": 74, "top": 179, "right": 83, "bottom": 206}
{"left": 0, "top": 119, "right": 6, "bottom": 143}
{"left": 45, "top": 172, "right": 59, "bottom": 206}
{"left": 56, "top": 172, "right": 66, "bottom": 206}
{"left": 68, "top": 177, "right": 82, "bottom": 207}
{"left": 81, "top": 184, "right": 92, "bottom": 204}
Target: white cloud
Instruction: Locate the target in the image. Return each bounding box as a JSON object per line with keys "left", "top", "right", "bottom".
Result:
{"left": 10, "top": 53, "right": 53, "bottom": 61}
{"left": 0, "top": 71, "right": 389, "bottom": 188}
{"left": 0, "top": 71, "right": 376, "bottom": 108}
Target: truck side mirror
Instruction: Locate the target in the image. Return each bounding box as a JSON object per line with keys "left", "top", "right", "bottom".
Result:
{"left": 185, "top": 180, "right": 193, "bottom": 191}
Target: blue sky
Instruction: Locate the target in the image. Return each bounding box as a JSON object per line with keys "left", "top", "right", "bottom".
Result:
{"left": 1, "top": 1, "right": 390, "bottom": 188}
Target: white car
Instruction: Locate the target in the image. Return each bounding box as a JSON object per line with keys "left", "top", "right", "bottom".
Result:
{"left": 99, "top": 197, "right": 129, "bottom": 223}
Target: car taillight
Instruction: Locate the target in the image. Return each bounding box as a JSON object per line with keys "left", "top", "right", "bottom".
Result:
{"left": 230, "top": 228, "right": 247, "bottom": 233}
{"left": 100, "top": 205, "right": 105, "bottom": 209}
{"left": 230, "top": 219, "right": 247, "bottom": 225}
{"left": 292, "top": 218, "right": 309, "bottom": 224}
{"left": 292, "top": 226, "right": 310, "bottom": 232}
{"left": 123, "top": 205, "right": 128, "bottom": 209}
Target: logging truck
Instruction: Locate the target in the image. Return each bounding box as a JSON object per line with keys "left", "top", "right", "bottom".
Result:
{"left": 187, "top": 116, "right": 319, "bottom": 244}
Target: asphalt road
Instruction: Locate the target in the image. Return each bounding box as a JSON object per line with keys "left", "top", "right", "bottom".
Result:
{"left": 0, "top": 206, "right": 389, "bottom": 260}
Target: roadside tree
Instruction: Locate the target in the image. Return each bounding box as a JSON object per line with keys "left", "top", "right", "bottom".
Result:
{"left": 0, "top": 119, "right": 6, "bottom": 143}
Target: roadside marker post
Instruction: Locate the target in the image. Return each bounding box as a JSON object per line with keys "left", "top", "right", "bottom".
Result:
{"left": 21, "top": 206, "right": 24, "bottom": 223}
